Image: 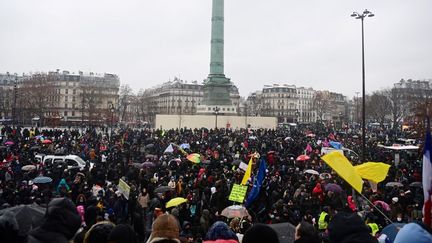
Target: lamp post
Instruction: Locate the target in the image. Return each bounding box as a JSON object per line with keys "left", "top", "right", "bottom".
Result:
{"left": 11, "top": 73, "right": 18, "bottom": 129}
{"left": 213, "top": 106, "right": 220, "bottom": 129}
{"left": 351, "top": 9, "right": 374, "bottom": 162}
{"left": 339, "top": 112, "right": 344, "bottom": 130}
{"left": 295, "top": 109, "right": 300, "bottom": 124}
{"left": 109, "top": 104, "right": 115, "bottom": 137}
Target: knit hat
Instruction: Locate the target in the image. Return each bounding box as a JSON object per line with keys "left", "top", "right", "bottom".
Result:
{"left": 328, "top": 212, "right": 377, "bottom": 243}
{"left": 394, "top": 222, "right": 432, "bottom": 243}
{"left": 109, "top": 224, "right": 138, "bottom": 243}
{"left": 84, "top": 221, "right": 115, "bottom": 243}
{"left": 147, "top": 214, "right": 180, "bottom": 243}
{"left": 242, "top": 224, "right": 279, "bottom": 243}
{"left": 204, "top": 221, "right": 238, "bottom": 242}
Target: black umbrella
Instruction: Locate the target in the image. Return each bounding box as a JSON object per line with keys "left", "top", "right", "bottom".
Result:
{"left": 30, "top": 146, "right": 41, "bottom": 151}
{"left": 0, "top": 204, "right": 45, "bottom": 236}
{"left": 231, "top": 159, "right": 242, "bottom": 166}
{"left": 0, "top": 145, "right": 7, "bottom": 150}
{"left": 145, "top": 144, "right": 154, "bottom": 149}
{"left": 268, "top": 222, "right": 295, "bottom": 243}
{"left": 154, "top": 186, "right": 174, "bottom": 194}
{"left": 409, "top": 181, "right": 422, "bottom": 188}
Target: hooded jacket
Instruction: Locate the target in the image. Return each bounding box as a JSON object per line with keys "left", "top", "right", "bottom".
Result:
{"left": 27, "top": 197, "right": 81, "bottom": 243}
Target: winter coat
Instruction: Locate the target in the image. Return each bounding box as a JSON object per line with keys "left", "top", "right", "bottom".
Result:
{"left": 27, "top": 198, "right": 81, "bottom": 243}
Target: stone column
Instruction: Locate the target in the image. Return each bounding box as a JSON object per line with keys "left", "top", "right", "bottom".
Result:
{"left": 210, "top": 0, "right": 224, "bottom": 76}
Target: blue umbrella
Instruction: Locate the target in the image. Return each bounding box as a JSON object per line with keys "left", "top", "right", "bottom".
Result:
{"left": 33, "top": 176, "right": 53, "bottom": 184}
{"left": 329, "top": 141, "right": 343, "bottom": 149}
{"left": 381, "top": 223, "right": 405, "bottom": 242}
{"left": 180, "top": 143, "right": 190, "bottom": 150}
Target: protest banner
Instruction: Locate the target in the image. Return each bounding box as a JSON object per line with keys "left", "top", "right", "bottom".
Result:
{"left": 229, "top": 184, "right": 248, "bottom": 203}
{"left": 118, "top": 179, "right": 130, "bottom": 200}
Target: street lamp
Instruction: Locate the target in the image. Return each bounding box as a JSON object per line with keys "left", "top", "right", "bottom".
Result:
{"left": 351, "top": 9, "right": 374, "bottom": 162}
{"left": 109, "top": 104, "right": 115, "bottom": 136}
{"left": 295, "top": 109, "right": 300, "bottom": 124}
{"left": 339, "top": 112, "right": 344, "bottom": 130}
{"left": 213, "top": 106, "right": 220, "bottom": 129}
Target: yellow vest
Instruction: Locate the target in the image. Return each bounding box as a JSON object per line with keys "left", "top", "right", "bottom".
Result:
{"left": 368, "top": 223, "right": 379, "bottom": 236}
{"left": 318, "top": 212, "right": 328, "bottom": 230}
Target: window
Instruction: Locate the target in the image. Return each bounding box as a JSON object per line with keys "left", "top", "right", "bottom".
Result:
{"left": 65, "top": 159, "right": 78, "bottom": 167}
{"left": 65, "top": 104, "right": 68, "bottom": 108}
{"left": 72, "top": 111, "right": 75, "bottom": 116}
{"left": 64, "top": 111, "right": 68, "bottom": 116}
{"left": 65, "top": 89, "right": 68, "bottom": 94}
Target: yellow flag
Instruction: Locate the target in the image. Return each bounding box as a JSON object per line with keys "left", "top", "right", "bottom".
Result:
{"left": 354, "top": 162, "right": 390, "bottom": 183}
{"left": 241, "top": 157, "right": 253, "bottom": 185}
{"left": 321, "top": 152, "right": 364, "bottom": 193}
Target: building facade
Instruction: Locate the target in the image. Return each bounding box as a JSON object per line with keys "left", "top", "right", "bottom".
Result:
{"left": 140, "top": 77, "right": 240, "bottom": 125}
{"left": 246, "top": 84, "right": 348, "bottom": 124}
{"left": 0, "top": 70, "right": 120, "bottom": 126}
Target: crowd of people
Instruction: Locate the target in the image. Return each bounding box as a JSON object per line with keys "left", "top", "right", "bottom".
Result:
{"left": 0, "top": 124, "right": 431, "bottom": 243}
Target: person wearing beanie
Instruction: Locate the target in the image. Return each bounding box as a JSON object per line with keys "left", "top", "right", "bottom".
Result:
{"left": 294, "top": 221, "right": 320, "bottom": 243}
{"left": 147, "top": 214, "right": 181, "bottom": 243}
{"left": 204, "top": 221, "right": 238, "bottom": 243}
{"left": 393, "top": 222, "right": 432, "bottom": 243}
{"left": 242, "top": 223, "right": 279, "bottom": 243}
{"left": 108, "top": 224, "right": 138, "bottom": 243}
{"left": 327, "top": 212, "right": 378, "bottom": 243}
{"left": 84, "top": 221, "right": 115, "bottom": 243}
{"left": 28, "top": 197, "right": 82, "bottom": 243}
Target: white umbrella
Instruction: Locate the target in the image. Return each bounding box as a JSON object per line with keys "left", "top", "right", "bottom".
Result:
{"left": 304, "top": 169, "right": 319, "bottom": 175}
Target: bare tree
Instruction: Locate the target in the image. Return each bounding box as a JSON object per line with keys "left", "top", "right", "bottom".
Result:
{"left": 313, "top": 91, "right": 330, "bottom": 122}
{"left": 365, "top": 91, "right": 392, "bottom": 126}
{"left": 80, "top": 84, "right": 104, "bottom": 126}
{"left": 18, "top": 74, "right": 57, "bottom": 125}
{"left": 118, "top": 84, "right": 133, "bottom": 122}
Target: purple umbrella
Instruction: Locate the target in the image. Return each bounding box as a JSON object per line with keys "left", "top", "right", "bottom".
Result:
{"left": 324, "top": 183, "right": 343, "bottom": 193}
{"left": 4, "top": 141, "right": 14, "bottom": 146}
{"left": 142, "top": 162, "right": 155, "bottom": 168}
{"left": 374, "top": 200, "right": 391, "bottom": 211}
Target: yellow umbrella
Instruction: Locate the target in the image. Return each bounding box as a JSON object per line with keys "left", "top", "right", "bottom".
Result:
{"left": 166, "top": 197, "right": 187, "bottom": 208}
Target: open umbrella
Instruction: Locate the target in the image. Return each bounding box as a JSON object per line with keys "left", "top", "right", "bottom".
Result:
{"left": 0, "top": 145, "right": 7, "bottom": 150}
{"left": 179, "top": 143, "right": 190, "bottom": 150}
{"left": 187, "top": 153, "right": 201, "bottom": 163}
{"left": 154, "top": 186, "right": 174, "bottom": 194}
{"left": 33, "top": 176, "right": 53, "bottom": 184}
{"left": 21, "top": 165, "right": 36, "bottom": 171}
{"left": 145, "top": 144, "right": 154, "bottom": 149}
{"left": 0, "top": 204, "right": 45, "bottom": 236}
{"left": 381, "top": 223, "right": 405, "bottom": 242}
{"left": 142, "top": 162, "right": 155, "bottom": 168}
{"left": 231, "top": 159, "right": 242, "bottom": 166}
{"left": 385, "top": 182, "right": 403, "bottom": 188}
{"left": 373, "top": 200, "right": 391, "bottom": 211}
{"left": 42, "top": 139, "right": 52, "bottom": 144}
{"left": 166, "top": 197, "right": 187, "bottom": 208}
{"left": 145, "top": 154, "right": 158, "bottom": 159}
{"left": 221, "top": 205, "right": 250, "bottom": 219}
{"left": 296, "top": 155, "right": 310, "bottom": 162}
{"left": 306, "top": 133, "right": 316, "bottom": 138}
{"left": 324, "top": 183, "right": 343, "bottom": 193}
{"left": 30, "top": 146, "right": 41, "bottom": 151}
{"left": 4, "top": 141, "right": 14, "bottom": 146}
{"left": 131, "top": 163, "right": 142, "bottom": 169}
{"left": 319, "top": 173, "right": 332, "bottom": 180}
{"left": 409, "top": 181, "right": 422, "bottom": 188}
{"left": 304, "top": 169, "right": 319, "bottom": 175}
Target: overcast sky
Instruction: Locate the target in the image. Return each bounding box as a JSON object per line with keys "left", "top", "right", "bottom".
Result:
{"left": 1, "top": 0, "right": 431, "bottom": 98}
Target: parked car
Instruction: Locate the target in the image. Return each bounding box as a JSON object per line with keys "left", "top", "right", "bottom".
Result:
{"left": 35, "top": 154, "right": 93, "bottom": 170}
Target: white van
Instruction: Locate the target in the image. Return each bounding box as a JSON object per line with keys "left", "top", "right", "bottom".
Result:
{"left": 36, "top": 154, "right": 93, "bottom": 170}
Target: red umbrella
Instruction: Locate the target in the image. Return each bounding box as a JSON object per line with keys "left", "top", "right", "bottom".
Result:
{"left": 42, "top": 139, "right": 52, "bottom": 144}
{"left": 296, "top": 155, "right": 310, "bottom": 161}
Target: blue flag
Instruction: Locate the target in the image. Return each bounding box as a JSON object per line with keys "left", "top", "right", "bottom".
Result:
{"left": 245, "top": 158, "right": 267, "bottom": 207}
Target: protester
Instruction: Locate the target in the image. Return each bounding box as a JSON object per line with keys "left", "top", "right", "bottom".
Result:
{"left": 294, "top": 221, "right": 320, "bottom": 243}
{"left": 0, "top": 124, "right": 430, "bottom": 242}
{"left": 27, "top": 197, "right": 81, "bottom": 243}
